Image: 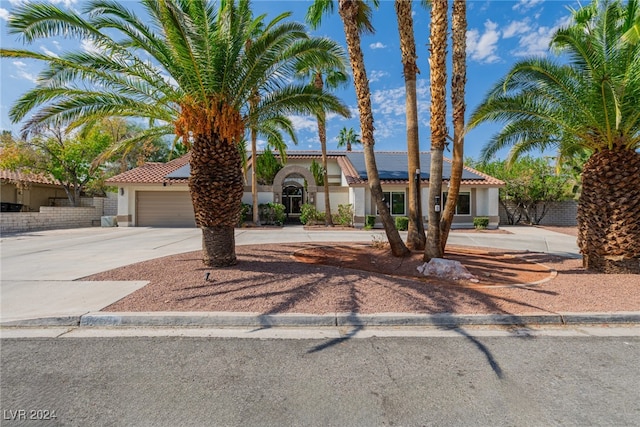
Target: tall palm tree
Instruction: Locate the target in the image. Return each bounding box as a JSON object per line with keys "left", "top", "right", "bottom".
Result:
{"left": 424, "top": 0, "right": 448, "bottom": 261}
{"left": 336, "top": 126, "right": 361, "bottom": 151}
{"left": 308, "top": 0, "right": 409, "bottom": 257}
{"left": 2, "top": 0, "right": 348, "bottom": 267}
{"left": 296, "top": 41, "right": 351, "bottom": 227}
{"left": 246, "top": 112, "right": 298, "bottom": 225}
{"left": 395, "top": 0, "right": 425, "bottom": 250}
{"left": 439, "top": 0, "right": 466, "bottom": 253}
{"left": 469, "top": 0, "right": 640, "bottom": 273}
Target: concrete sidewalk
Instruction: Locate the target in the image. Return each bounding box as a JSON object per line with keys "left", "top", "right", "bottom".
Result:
{"left": 2, "top": 225, "right": 635, "bottom": 328}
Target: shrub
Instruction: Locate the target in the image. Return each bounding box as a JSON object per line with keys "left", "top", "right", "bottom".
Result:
{"left": 334, "top": 204, "right": 354, "bottom": 226}
{"left": 395, "top": 216, "right": 409, "bottom": 231}
{"left": 259, "top": 202, "right": 286, "bottom": 226}
{"left": 239, "top": 203, "right": 251, "bottom": 225}
{"left": 473, "top": 216, "right": 489, "bottom": 230}
{"left": 365, "top": 215, "right": 376, "bottom": 229}
{"left": 300, "top": 203, "right": 325, "bottom": 225}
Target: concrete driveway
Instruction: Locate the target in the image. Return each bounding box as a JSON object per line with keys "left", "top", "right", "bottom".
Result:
{"left": 0, "top": 225, "right": 579, "bottom": 324}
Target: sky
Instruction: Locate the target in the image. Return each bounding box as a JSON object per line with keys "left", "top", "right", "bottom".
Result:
{"left": 0, "top": 0, "right": 581, "bottom": 161}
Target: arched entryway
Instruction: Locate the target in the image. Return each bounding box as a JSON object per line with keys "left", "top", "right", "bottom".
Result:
{"left": 272, "top": 165, "right": 318, "bottom": 224}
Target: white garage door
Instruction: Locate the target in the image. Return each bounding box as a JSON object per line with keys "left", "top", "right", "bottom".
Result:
{"left": 136, "top": 191, "right": 196, "bottom": 227}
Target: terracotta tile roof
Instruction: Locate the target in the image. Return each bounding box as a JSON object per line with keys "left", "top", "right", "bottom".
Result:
{"left": 107, "top": 151, "right": 504, "bottom": 187}
{"left": 0, "top": 169, "right": 58, "bottom": 185}
{"left": 106, "top": 154, "right": 190, "bottom": 184}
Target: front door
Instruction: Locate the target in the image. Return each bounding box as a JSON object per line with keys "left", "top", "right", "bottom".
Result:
{"left": 282, "top": 184, "right": 303, "bottom": 222}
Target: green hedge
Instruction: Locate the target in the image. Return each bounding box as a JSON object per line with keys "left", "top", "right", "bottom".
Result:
{"left": 365, "top": 215, "right": 376, "bottom": 229}
{"left": 473, "top": 216, "right": 489, "bottom": 230}
{"left": 395, "top": 216, "right": 409, "bottom": 231}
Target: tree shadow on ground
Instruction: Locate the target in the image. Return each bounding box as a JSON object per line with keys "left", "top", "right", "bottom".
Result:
{"left": 84, "top": 243, "right": 585, "bottom": 379}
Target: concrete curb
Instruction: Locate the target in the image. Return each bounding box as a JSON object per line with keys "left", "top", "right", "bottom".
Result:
{"left": 3, "top": 311, "right": 640, "bottom": 328}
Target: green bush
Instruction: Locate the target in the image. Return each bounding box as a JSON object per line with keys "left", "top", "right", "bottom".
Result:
{"left": 334, "top": 204, "right": 354, "bottom": 226}
{"left": 259, "top": 202, "right": 286, "bottom": 226}
{"left": 239, "top": 203, "right": 252, "bottom": 225}
{"left": 300, "top": 203, "right": 325, "bottom": 225}
{"left": 473, "top": 216, "right": 489, "bottom": 230}
{"left": 395, "top": 216, "right": 409, "bottom": 231}
{"left": 365, "top": 215, "right": 376, "bottom": 229}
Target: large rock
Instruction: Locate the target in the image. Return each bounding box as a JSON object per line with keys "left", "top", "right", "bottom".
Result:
{"left": 417, "top": 258, "right": 478, "bottom": 282}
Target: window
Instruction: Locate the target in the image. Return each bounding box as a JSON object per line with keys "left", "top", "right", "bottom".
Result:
{"left": 443, "top": 191, "right": 471, "bottom": 215}
{"left": 379, "top": 191, "right": 406, "bottom": 216}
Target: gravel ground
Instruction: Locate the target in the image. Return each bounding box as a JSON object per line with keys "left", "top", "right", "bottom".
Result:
{"left": 83, "top": 237, "right": 640, "bottom": 315}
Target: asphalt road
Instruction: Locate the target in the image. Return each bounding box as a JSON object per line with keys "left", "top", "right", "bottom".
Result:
{"left": 2, "top": 333, "right": 639, "bottom": 426}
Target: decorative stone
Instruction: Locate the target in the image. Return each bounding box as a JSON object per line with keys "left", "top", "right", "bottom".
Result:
{"left": 417, "top": 258, "right": 478, "bottom": 281}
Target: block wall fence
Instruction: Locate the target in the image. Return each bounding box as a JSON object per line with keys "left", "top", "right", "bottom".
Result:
{"left": 1, "top": 193, "right": 117, "bottom": 234}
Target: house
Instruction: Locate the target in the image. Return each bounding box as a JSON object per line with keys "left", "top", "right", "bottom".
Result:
{"left": 0, "top": 169, "right": 67, "bottom": 212}
{"left": 106, "top": 151, "right": 504, "bottom": 228}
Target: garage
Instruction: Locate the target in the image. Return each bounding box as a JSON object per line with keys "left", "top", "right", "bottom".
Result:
{"left": 136, "top": 191, "right": 196, "bottom": 227}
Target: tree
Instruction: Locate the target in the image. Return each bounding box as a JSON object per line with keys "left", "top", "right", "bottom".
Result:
{"left": 2, "top": 0, "right": 348, "bottom": 267}
{"left": 308, "top": 0, "right": 409, "bottom": 257}
{"left": 468, "top": 0, "right": 640, "bottom": 273}
{"left": 0, "top": 125, "right": 112, "bottom": 206}
{"left": 470, "top": 157, "right": 572, "bottom": 225}
{"left": 424, "top": 0, "right": 448, "bottom": 261}
{"left": 336, "top": 127, "right": 361, "bottom": 152}
{"left": 395, "top": 0, "right": 425, "bottom": 250}
{"left": 438, "top": 0, "right": 467, "bottom": 253}
{"left": 296, "top": 39, "right": 351, "bottom": 227}
{"left": 255, "top": 146, "right": 283, "bottom": 185}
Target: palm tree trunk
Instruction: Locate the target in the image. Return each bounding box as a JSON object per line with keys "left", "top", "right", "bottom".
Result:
{"left": 315, "top": 72, "right": 334, "bottom": 226}
{"left": 424, "top": 0, "right": 448, "bottom": 261}
{"left": 339, "top": 0, "right": 409, "bottom": 257}
{"left": 396, "top": 0, "right": 425, "bottom": 250}
{"left": 190, "top": 134, "right": 244, "bottom": 267}
{"left": 440, "top": 0, "right": 466, "bottom": 253}
{"left": 251, "top": 128, "right": 260, "bottom": 225}
{"left": 578, "top": 149, "right": 640, "bottom": 273}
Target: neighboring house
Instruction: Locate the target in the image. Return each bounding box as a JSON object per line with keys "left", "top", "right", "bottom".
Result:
{"left": 0, "top": 169, "right": 68, "bottom": 212}
{"left": 106, "top": 151, "right": 504, "bottom": 228}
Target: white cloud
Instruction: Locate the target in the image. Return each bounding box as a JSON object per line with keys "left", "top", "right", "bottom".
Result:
{"left": 40, "top": 45, "right": 60, "bottom": 58}
{"left": 52, "top": 40, "right": 62, "bottom": 51}
{"left": 502, "top": 19, "right": 531, "bottom": 39}
{"left": 512, "top": 0, "right": 544, "bottom": 12}
{"left": 369, "top": 42, "right": 386, "bottom": 50}
{"left": 49, "top": 0, "right": 78, "bottom": 7}
{"left": 81, "top": 38, "right": 101, "bottom": 54}
{"left": 0, "top": 8, "right": 10, "bottom": 21}
{"left": 511, "top": 16, "right": 571, "bottom": 57}
{"left": 368, "top": 70, "right": 389, "bottom": 83}
{"left": 288, "top": 115, "right": 318, "bottom": 133}
{"left": 466, "top": 20, "right": 501, "bottom": 64}
{"left": 11, "top": 61, "right": 38, "bottom": 83}
{"left": 368, "top": 80, "right": 431, "bottom": 140}
{"left": 371, "top": 86, "right": 406, "bottom": 116}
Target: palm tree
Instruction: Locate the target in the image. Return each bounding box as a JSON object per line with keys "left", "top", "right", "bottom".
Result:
{"left": 469, "top": 0, "right": 640, "bottom": 273}
{"left": 336, "top": 126, "right": 361, "bottom": 151}
{"left": 308, "top": 0, "right": 409, "bottom": 257}
{"left": 395, "top": 0, "right": 425, "bottom": 250}
{"left": 424, "top": 0, "right": 448, "bottom": 261}
{"left": 2, "top": 0, "right": 348, "bottom": 267}
{"left": 438, "top": 0, "right": 467, "bottom": 253}
{"left": 246, "top": 113, "right": 298, "bottom": 225}
{"left": 296, "top": 41, "right": 351, "bottom": 227}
